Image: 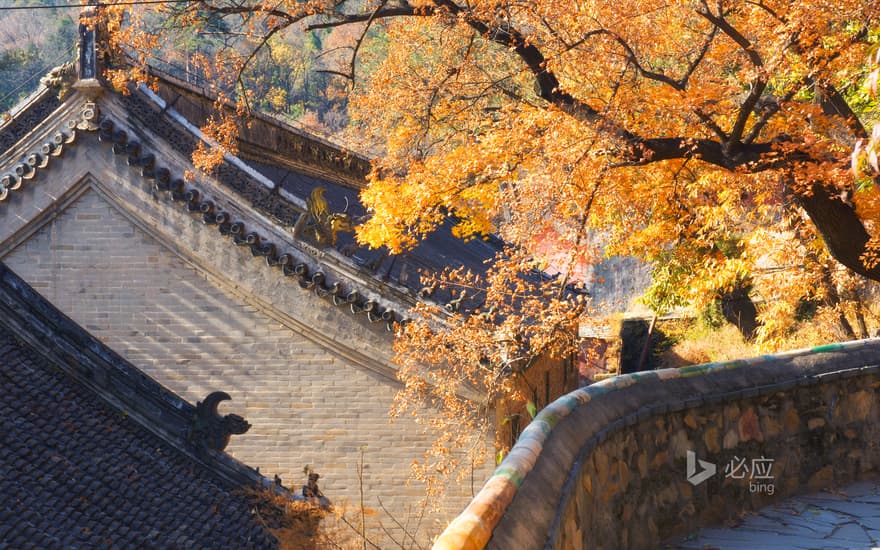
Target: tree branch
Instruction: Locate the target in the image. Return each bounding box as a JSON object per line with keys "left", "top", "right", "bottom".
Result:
{"left": 306, "top": 6, "right": 434, "bottom": 31}
{"left": 794, "top": 180, "right": 880, "bottom": 280}
{"left": 696, "top": 1, "right": 766, "bottom": 146}
{"left": 290, "top": 0, "right": 880, "bottom": 282}
{"left": 693, "top": 108, "right": 728, "bottom": 141}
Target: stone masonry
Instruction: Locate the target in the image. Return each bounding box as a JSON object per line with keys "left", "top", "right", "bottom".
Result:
{"left": 552, "top": 370, "right": 880, "bottom": 549}
{"left": 435, "top": 340, "right": 880, "bottom": 550}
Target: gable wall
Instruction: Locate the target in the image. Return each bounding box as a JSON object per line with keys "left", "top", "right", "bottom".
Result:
{"left": 4, "top": 186, "right": 426, "bottom": 499}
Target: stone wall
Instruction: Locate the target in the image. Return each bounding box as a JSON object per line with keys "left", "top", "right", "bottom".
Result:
{"left": 552, "top": 366, "right": 879, "bottom": 548}
{"left": 434, "top": 340, "right": 880, "bottom": 550}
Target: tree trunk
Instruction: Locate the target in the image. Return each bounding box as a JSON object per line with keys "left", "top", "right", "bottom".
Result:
{"left": 818, "top": 263, "right": 857, "bottom": 341}
{"left": 721, "top": 283, "right": 758, "bottom": 341}
{"left": 796, "top": 182, "right": 880, "bottom": 282}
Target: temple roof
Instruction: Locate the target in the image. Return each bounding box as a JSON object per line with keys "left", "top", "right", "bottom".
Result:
{"left": 0, "top": 263, "right": 277, "bottom": 547}
{"left": 144, "top": 70, "right": 505, "bottom": 310}
{"left": 0, "top": 59, "right": 504, "bottom": 326}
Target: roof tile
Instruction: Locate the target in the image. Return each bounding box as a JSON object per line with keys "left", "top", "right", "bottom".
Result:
{"left": 0, "top": 330, "right": 276, "bottom": 548}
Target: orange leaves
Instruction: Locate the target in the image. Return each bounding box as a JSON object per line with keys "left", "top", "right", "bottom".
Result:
{"left": 389, "top": 249, "right": 591, "bottom": 498}
{"left": 861, "top": 236, "right": 880, "bottom": 271}
{"left": 100, "top": 0, "right": 880, "bottom": 500}
{"left": 191, "top": 111, "right": 241, "bottom": 173}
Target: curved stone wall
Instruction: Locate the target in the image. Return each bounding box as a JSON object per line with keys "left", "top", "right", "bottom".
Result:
{"left": 435, "top": 340, "right": 880, "bottom": 549}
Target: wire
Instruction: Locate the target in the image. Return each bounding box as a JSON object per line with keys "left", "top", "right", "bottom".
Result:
{"left": 0, "top": 0, "right": 196, "bottom": 10}
{"left": 0, "top": 46, "right": 75, "bottom": 110}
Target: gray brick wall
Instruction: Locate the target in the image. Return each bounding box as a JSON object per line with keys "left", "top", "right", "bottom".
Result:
{"left": 2, "top": 187, "right": 477, "bottom": 541}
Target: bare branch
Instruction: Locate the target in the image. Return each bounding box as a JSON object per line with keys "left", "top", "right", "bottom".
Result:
{"left": 743, "top": 85, "right": 800, "bottom": 144}
{"left": 571, "top": 29, "right": 687, "bottom": 91}
{"left": 345, "top": 0, "right": 389, "bottom": 85}
{"left": 744, "top": 0, "right": 788, "bottom": 23}
{"left": 678, "top": 24, "right": 718, "bottom": 88}
{"left": 314, "top": 69, "right": 352, "bottom": 81}
{"left": 306, "top": 6, "right": 434, "bottom": 31}
{"left": 693, "top": 108, "right": 728, "bottom": 141}
{"left": 696, "top": 1, "right": 762, "bottom": 68}
{"left": 696, "top": 1, "right": 766, "bottom": 146}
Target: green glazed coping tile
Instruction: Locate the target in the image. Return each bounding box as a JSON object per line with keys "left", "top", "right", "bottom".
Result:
{"left": 628, "top": 371, "right": 661, "bottom": 383}
{"left": 812, "top": 343, "right": 845, "bottom": 353}
{"left": 585, "top": 384, "right": 613, "bottom": 398}
{"left": 543, "top": 414, "right": 560, "bottom": 429}
{"left": 722, "top": 359, "right": 750, "bottom": 370}
{"left": 551, "top": 394, "right": 580, "bottom": 416}
{"left": 679, "top": 363, "right": 716, "bottom": 377}
{"left": 492, "top": 465, "right": 526, "bottom": 488}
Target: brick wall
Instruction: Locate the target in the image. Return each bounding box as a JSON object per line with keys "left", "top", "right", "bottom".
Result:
{"left": 1, "top": 185, "right": 474, "bottom": 542}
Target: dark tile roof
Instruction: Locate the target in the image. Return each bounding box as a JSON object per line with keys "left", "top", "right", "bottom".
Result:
{"left": 151, "top": 69, "right": 371, "bottom": 189}
{"left": 0, "top": 87, "right": 61, "bottom": 154}
{"left": 0, "top": 328, "right": 276, "bottom": 548}
{"left": 0, "top": 68, "right": 502, "bottom": 315}
{"left": 251, "top": 161, "right": 503, "bottom": 304}
{"left": 116, "top": 88, "right": 303, "bottom": 228}
{"left": 0, "top": 263, "right": 276, "bottom": 548}
{"left": 141, "top": 70, "right": 504, "bottom": 308}
{"left": 106, "top": 85, "right": 502, "bottom": 316}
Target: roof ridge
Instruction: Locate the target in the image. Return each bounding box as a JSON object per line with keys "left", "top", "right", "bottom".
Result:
{"left": 144, "top": 61, "right": 368, "bottom": 161}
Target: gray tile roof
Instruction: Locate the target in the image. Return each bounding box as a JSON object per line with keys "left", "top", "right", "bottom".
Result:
{"left": 250, "top": 160, "right": 503, "bottom": 303}
{"left": 0, "top": 319, "right": 275, "bottom": 548}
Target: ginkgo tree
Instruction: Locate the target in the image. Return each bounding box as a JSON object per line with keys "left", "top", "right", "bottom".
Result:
{"left": 98, "top": 0, "right": 880, "bottom": 494}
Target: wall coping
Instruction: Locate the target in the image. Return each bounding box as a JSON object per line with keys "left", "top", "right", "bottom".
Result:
{"left": 433, "top": 339, "right": 880, "bottom": 549}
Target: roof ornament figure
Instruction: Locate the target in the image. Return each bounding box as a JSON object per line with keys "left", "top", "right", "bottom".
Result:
{"left": 187, "top": 391, "right": 251, "bottom": 453}
{"left": 297, "top": 465, "right": 331, "bottom": 508}
{"left": 305, "top": 187, "right": 352, "bottom": 247}
{"left": 39, "top": 62, "right": 75, "bottom": 95}
{"left": 302, "top": 472, "right": 323, "bottom": 498}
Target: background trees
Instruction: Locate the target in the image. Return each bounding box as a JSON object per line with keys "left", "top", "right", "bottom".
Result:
{"left": 0, "top": 1, "right": 76, "bottom": 112}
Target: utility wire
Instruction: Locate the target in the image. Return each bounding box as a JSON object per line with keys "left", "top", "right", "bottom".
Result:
{"left": 0, "top": 45, "right": 75, "bottom": 111}
{"left": 0, "top": 0, "right": 196, "bottom": 10}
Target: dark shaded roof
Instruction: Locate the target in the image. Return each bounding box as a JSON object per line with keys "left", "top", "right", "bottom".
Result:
{"left": 0, "top": 329, "right": 275, "bottom": 547}
{"left": 116, "top": 75, "right": 504, "bottom": 312}
{"left": 151, "top": 68, "right": 371, "bottom": 190}
{"left": 149, "top": 72, "right": 504, "bottom": 301}
{"left": 0, "top": 86, "right": 61, "bottom": 154}
{"left": 251, "top": 161, "right": 503, "bottom": 302}
{"left": 116, "top": 86, "right": 303, "bottom": 228}
{"left": 0, "top": 63, "right": 507, "bottom": 315}
{"left": 0, "top": 263, "right": 276, "bottom": 547}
